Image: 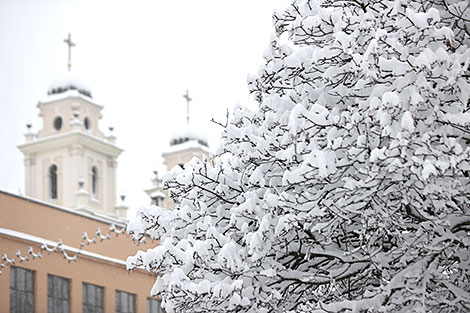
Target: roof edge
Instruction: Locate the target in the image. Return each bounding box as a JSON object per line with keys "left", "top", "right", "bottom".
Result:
{"left": 0, "top": 189, "right": 126, "bottom": 226}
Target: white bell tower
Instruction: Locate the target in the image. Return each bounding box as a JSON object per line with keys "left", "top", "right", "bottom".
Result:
{"left": 144, "top": 90, "right": 211, "bottom": 209}
{"left": 18, "top": 74, "right": 125, "bottom": 218}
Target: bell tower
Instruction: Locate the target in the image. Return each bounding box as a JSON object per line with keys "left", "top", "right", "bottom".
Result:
{"left": 145, "top": 90, "right": 211, "bottom": 208}
{"left": 18, "top": 74, "right": 125, "bottom": 219}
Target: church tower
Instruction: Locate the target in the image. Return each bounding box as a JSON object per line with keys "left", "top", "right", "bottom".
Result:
{"left": 145, "top": 90, "right": 211, "bottom": 208}
{"left": 18, "top": 74, "right": 124, "bottom": 218}
{"left": 145, "top": 127, "right": 211, "bottom": 209}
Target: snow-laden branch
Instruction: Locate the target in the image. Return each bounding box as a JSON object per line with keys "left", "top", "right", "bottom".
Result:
{"left": 127, "top": 0, "right": 470, "bottom": 312}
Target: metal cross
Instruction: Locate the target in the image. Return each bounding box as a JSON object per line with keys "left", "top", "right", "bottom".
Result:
{"left": 63, "top": 33, "right": 76, "bottom": 72}
{"left": 183, "top": 90, "right": 192, "bottom": 124}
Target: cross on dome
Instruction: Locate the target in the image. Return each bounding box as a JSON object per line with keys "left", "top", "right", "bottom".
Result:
{"left": 183, "top": 89, "right": 192, "bottom": 124}
{"left": 63, "top": 33, "right": 76, "bottom": 72}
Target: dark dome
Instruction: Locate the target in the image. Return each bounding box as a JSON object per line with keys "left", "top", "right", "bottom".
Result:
{"left": 47, "top": 74, "right": 92, "bottom": 98}
{"left": 170, "top": 126, "right": 209, "bottom": 147}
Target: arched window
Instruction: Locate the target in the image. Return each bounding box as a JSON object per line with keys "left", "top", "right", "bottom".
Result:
{"left": 49, "top": 165, "right": 58, "bottom": 200}
{"left": 53, "top": 117, "right": 62, "bottom": 131}
{"left": 84, "top": 117, "right": 90, "bottom": 130}
{"left": 151, "top": 195, "right": 163, "bottom": 207}
{"left": 91, "top": 166, "right": 98, "bottom": 198}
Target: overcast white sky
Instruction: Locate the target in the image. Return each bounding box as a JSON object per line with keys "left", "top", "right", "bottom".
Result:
{"left": 0, "top": 0, "right": 290, "bottom": 214}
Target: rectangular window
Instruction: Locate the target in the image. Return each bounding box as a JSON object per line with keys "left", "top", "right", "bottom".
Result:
{"left": 147, "top": 298, "right": 164, "bottom": 313}
{"left": 47, "top": 274, "right": 70, "bottom": 313}
{"left": 115, "top": 290, "right": 135, "bottom": 313}
{"left": 83, "top": 283, "right": 104, "bottom": 313}
{"left": 10, "top": 266, "right": 35, "bottom": 313}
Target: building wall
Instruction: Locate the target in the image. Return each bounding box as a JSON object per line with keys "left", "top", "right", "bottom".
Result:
{"left": 0, "top": 238, "right": 154, "bottom": 313}
{"left": 0, "top": 191, "right": 158, "bottom": 313}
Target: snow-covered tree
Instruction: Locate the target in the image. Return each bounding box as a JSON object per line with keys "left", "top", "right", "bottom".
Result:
{"left": 127, "top": 0, "right": 470, "bottom": 312}
{"left": 434, "top": 0, "right": 470, "bottom": 48}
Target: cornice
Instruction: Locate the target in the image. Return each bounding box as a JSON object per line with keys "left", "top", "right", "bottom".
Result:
{"left": 17, "top": 130, "right": 123, "bottom": 157}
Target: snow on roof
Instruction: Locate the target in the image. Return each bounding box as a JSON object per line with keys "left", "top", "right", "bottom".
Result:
{"left": 47, "top": 72, "right": 93, "bottom": 98}
{"left": 169, "top": 124, "right": 209, "bottom": 148}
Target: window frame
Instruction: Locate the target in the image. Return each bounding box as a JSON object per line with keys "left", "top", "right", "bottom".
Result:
{"left": 91, "top": 166, "right": 99, "bottom": 199}
{"left": 49, "top": 164, "right": 58, "bottom": 200}
{"left": 115, "top": 290, "right": 136, "bottom": 313}
{"left": 151, "top": 196, "right": 163, "bottom": 207}
{"left": 47, "top": 274, "right": 70, "bottom": 313}
{"left": 82, "top": 282, "right": 104, "bottom": 313}
{"left": 10, "top": 266, "right": 35, "bottom": 313}
{"left": 147, "top": 298, "right": 164, "bottom": 313}
{"left": 84, "top": 117, "right": 91, "bottom": 130}
{"left": 53, "top": 116, "right": 63, "bottom": 131}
